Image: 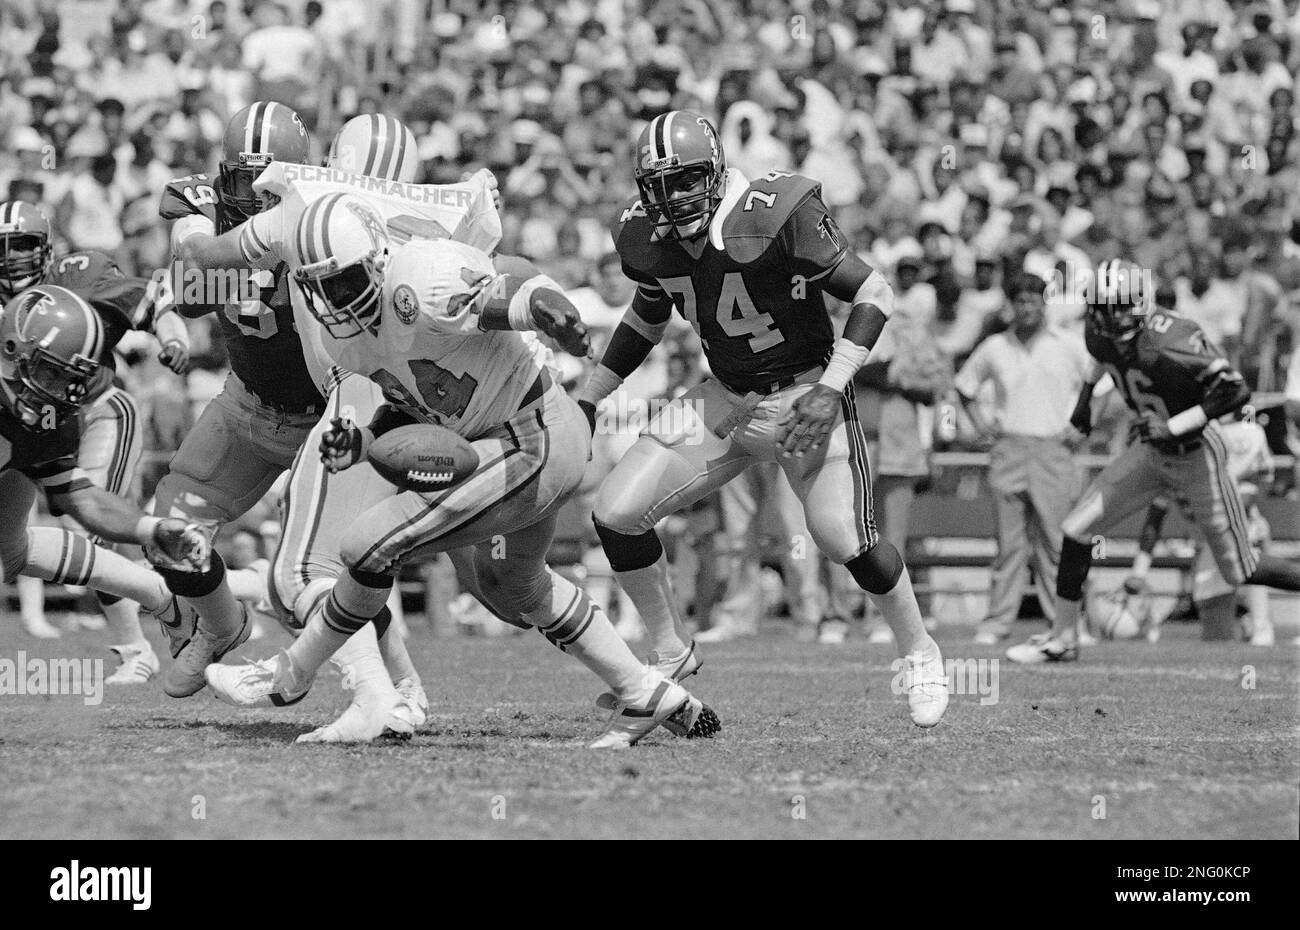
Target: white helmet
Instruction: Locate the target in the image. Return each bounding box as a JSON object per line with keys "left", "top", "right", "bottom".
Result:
{"left": 293, "top": 192, "right": 389, "bottom": 338}
{"left": 327, "top": 114, "right": 420, "bottom": 183}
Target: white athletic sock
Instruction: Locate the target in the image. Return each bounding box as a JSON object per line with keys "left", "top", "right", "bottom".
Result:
{"left": 24, "top": 527, "right": 167, "bottom": 610}
{"left": 869, "top": 566, "right": 929, "bottom": 656}
{"left": 17, "top": 575, "right": 46, "bottom": 624}
{"left": 329, "top": 622, "right": 395, "bottom": 699}
{"left": 528, "top": 571, "right": 645, "bottom": 699}
{"left": 100, "top": 597, "right": 147, "bottom": 646}
{"left": 378, "top": 625, "right": 419, "bottom": 685}
{"left": 288, "top": 572, "right": 389, "bottom": 678}
{"left": 613, "top": 553, "right": 690, "bottom": 657}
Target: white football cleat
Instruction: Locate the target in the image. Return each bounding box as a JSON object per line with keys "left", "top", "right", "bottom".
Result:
{"left": 150, "top": 594, "right": 199, "bottom": 658}
{"left": 589, "top": 674, "right": 720, "bottom": 749}
{"left": 296, "top": 670, "right": 412, "bottom": 744}
{"left": 165, "top": 606, "right": 253, "bottom": 698}
{"left": 1006, "top": 632, "right": 1079, "bottom": 665}
{"left": 204, "top": 648, "right": 312, "bottom": 708}
{"left": 105, "top": 642, "right": 160, "bottom": 685}
{"left": 596, "top": 640, "right": 701, "bottom": 707}
{"left": 20, "top": 613, "right": 61, "bottom": 639}
{"left": 902, "top": 639, "right": 949, "bottom": 728}
{"left": 393, "top": 677, "right": 429, "bottom": 728}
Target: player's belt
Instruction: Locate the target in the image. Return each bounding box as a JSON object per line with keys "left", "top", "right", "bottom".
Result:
{"left": 1150, "top": 435, "right": 1203, "bottom": 455}
{"left": 724, "top": 365, "right": 825, "bottom": 396}
{"left": 246, "top": 386, "right": 323, "bottom": 416}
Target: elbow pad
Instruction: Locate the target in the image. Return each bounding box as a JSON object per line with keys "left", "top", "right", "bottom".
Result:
{"left": 854, "top": 269, "right": 895, "bottom": 319}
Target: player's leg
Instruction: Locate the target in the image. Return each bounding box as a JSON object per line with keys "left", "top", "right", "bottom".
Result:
{"left": 593, "top": 380, "right": 753, "bottom": 666}
{"left": 776, "top": 386, "right": 946, "bottom": 727}
{"left": 1009, "top": 442, "right": 1163, "bottom": 662}
{"left": 151, "top": 376, "right": 307, "bottom": 696}
{"left": 68, "top": 388, "right": 156, "bottom": 683}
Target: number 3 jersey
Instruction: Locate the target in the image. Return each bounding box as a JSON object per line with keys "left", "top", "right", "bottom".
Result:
{"left": 315, "top": 239, "right": 546, "bottom": 441}
{"left": 612, "top": 169, "right": 851, "bottom": 394}
{"left": 1085, "top": 311, "right": 1243, "bottom": 427}
{"left": 159, "top": 172, "right": 324, "bottom": 410}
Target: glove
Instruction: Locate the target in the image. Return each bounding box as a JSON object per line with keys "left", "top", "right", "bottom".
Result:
{"left": 158, "top": 339, "right": 190, "bottom": 374}
{"left": 320, "top": 417, "right": 368, "bottom": 472}
{"left": 530, "top": 287, "right": 591, "bottom": 357}
{"left": 149, "top": 519, "right": 209, "bottom": 571}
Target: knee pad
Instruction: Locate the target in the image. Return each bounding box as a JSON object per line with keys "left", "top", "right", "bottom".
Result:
{"left": 592, "top": 488, "right": 656, "bottom": 538}
{"left": 845, "top": 540, "right": 904, "bottom": 595}
{"left": 1056, "top": 535, "right": 1093, "bottom": 602}
{"left": 592, "top": 518, "right": 663, "bottom": 573}
{"left": 159, "top": 552, "right": 227, "bottom": 598}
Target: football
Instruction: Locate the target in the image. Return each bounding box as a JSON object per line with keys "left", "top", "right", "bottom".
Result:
{"left": 367, "top": 424, "right": 479, "bottom": 493}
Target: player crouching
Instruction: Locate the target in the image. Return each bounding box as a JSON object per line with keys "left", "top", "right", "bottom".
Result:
{"left": 205, "top": 197, "right": 718, "bottom": 747}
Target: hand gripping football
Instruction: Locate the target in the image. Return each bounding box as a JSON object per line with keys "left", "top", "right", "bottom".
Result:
{"left": 366, "top": 424, "right": 480, "bottom": 492}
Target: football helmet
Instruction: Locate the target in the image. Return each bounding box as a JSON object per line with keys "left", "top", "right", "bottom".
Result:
{"left": 327, "top": 114, "right": 420, "bottom": 183}
{"left": 0, "top": 201, "right": 54, "bottom": 301}
{"left": 1085, "top": 259, "right": 1153, "bottom": 341}
{"left": 292, "top": 192, "right": 389, "bottom": 338}
{"left": 0, "top": 284, "right": 103, "bottom": 428}
{"left": 633, "top": 110, "right": 726, "bottom": 240}
{"left": 219, "top": 101, "right": 311, "bottom": 219}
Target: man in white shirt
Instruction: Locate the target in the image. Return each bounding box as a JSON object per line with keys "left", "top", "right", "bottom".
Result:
{"left": 955, "top": 272, "right": 1092, "bottom": 644}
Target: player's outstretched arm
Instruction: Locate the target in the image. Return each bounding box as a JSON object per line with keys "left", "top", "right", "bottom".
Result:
{"left": 574, "top": 285, "right": 674, "bottom": 432}
{"left": 477, "top": 255, "right": 591, "bottom": 357}
{"left": 777, "top": 252, "right": 893, "bottom": 456}
{"left": 174, "top": 223, "right": 247, "bottom": 271}
{"left": 49, "top": 486, "right": 208, "bottom": 569}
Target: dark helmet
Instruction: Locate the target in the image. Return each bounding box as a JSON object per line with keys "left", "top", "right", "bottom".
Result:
{"left": 219, "top": 101, "right": 311, "bottom": 219}
{"left": 633, "top": 110, "right": 727, "bottom": 240}
{"left": 1085, "top": 259, "right": 1153, "bottom": 340}
{"left": 0, "top": 284, "right": 103, "bottom": 428}
{"left": 0, "top": 201, "right": 54, "bottom": 301}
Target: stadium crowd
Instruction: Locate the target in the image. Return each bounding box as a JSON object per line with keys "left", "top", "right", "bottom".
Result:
{"left": 2, "top": 0, "right": 1299, "bottom": 640}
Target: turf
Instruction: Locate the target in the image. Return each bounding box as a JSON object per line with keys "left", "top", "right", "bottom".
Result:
{"left": 0, "top": 616, "right": 1295, "bottom": 839}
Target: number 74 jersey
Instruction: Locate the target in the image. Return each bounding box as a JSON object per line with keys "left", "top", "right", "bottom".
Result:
{"left": 313, "top": 238, "right": 547, "bottom": 441}
{"left": 612, "top": 168, "right": 850, "bottom": 394}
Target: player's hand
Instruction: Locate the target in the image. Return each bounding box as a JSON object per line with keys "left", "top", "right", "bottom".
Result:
{"left": 1135, "top": 412, "right": 1174, "bottom": 443}
{"left": 149, "top": 519, "right": 209, "bottom": 571}
{"left": 777, "top": 384, "right": 840, "bottom": 457}
{"left": 577, "top": 399, "right": 597, "bottom": 436}
{"left": 158, "top": 339, "right": 190, "bottom": 374}
{"left": 1060, "top": 424, "right": 1089, "bottom": 451}
{"left": 320, "top": 417, "right": 367, "bottom": 472}
{"left": 530, "top": 287, "right": 591, "bottom": 357}
{"left": 463, "top": 168, "right": 501, "bottom": 210}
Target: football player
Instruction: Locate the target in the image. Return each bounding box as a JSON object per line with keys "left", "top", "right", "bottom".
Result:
{"left": 200, "top": 193, "right": 719, "bottom": 748}
{"left": 0, "top": 200, "right": 191, "bottom": 682}
{"left": 1007, "top": 260, "right": 1300, "bottom": 663}
{"left": 575, "top": 111, "right": 948, "bottom": 727}
{"left": 153, "top": 101, "right": 324, "bottom": 697}
{"left": 1, "top": 285, "right": 208, "bottom": 633}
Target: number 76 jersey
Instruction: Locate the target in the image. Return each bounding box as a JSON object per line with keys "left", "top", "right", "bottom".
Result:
{"left": 612, "top": 168, "right": 850, "bottom": 394}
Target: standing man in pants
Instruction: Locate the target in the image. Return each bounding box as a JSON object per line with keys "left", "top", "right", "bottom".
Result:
{"left": 955, "top": 273, "right": 1092, "bottom": 645}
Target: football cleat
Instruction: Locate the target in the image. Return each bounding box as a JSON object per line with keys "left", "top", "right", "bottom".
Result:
{"left": 595, "top": 640, "right": 701, "bottom": 708}
{"left": 164, "top": 606, "right": 253, "bottom": 698}
{"left": 203, "top": 648, "right": 312, "bottom": 708}
{"left": 20, "top": 612, "right": 61, "bottom": 639}
{"left": 295, "top": 667, "right": 411, "bottom": 744}
{"left": 393, "top": 676, "right": 429, "bottom": 729}
{"left": 589, "top": 675, "right": 720, "bottom": 749}
{"left": 105, "top": 642, "right": 160, "bottom": 685}
{"left": 1006, "top": 632, "right": 1079, "bottom": 665}
{"left": 150, "top": 594, "right": 200, "bottom": 658}
{"left": 902, "top": 639, "right": 949, "bottom": 728}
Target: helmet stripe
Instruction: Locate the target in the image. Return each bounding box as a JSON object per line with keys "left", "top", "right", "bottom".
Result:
{"left": 381, "top": 116, "right": 401, "bottom": 179}
{"left": 650, "top": 114, "right": 666, "bottom": 161}
{"left": 317, "top": 195, "right": 339, "bottom": 264}
{"left": 392, "top": 119, "right": 410, "bottom": 180}
{"left": 365, "top": 113, "right": 382, "bottom": 175}
{"left": 661, "top": 111, "right": 677, "bottom": 158}
{"left": 244, "top": 101, "right": 261, "bottom": 152}
{"left": 1, "top": 202, "right": 12, "bottom": 225}
{"left": 378, "top": 115, "right": 397, "bottom": 178}
{"left": 297, "top": 197, "right": 324, "bottom": 265}
{"left": 260, "top": 101, "right": 278, "bottom": 151}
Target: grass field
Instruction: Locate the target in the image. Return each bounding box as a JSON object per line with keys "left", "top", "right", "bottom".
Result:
{"left": 1, "top": 614, "right": 1296, "bottom": 839}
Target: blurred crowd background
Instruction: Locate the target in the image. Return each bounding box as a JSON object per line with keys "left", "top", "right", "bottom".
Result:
{"left": 3, "top": 0, "right": 1300, "bottom": 639}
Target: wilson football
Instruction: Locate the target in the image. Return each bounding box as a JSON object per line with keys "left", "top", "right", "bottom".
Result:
{"left": 367, "top": 424, "right": 479, "bottom": 493}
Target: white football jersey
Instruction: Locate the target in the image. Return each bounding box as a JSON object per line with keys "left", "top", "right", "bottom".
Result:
{"left": 320, "top": 238, "right": 549, "bottom": 440}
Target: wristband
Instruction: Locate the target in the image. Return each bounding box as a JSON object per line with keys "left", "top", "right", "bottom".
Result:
{"left": 135, "top": 516, "right": 162, "bottom": 546}
{"left": 509, "top": 274, "right": 564, "bottom": 331}
{"left": 577, "top": 364, "right": 625, "bottom": 407}
{"left": 818, "top": 338, "right": 871, "bottom": 393}
{"left": 1167, "top": 405, "right": 1208, "bottom": 437}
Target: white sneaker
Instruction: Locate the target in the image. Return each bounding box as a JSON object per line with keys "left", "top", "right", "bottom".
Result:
{"left": 1249, "top": 622, "right": 1276, "bottom": 647}
{"left": 1076, "top": 628, "right": 1098, "bottom": 647}
{"left": 70, "top": 612, "right": 106, "bottom": 632}
{"left": 204, "top": 649, "right": 312, "bottom": 708}
{"left": 1006, "top": 633, "right": 1079, "bottom": 664}
{"left": 589, "top": 674, "right": 720, "bottom": 749}
{"left": 150, "top": 595, "right": 199, "bottom": 658}
{"left": 902, "top": 639, "right": 949, "bottom": 728}
{"left": 296, "top": 671, "right": 412, "bottom": 744}
{"left": 164, "top": 608, "right": 254, "bottom": 698}
{"left": 817, "top": 617, "right": 850, "bottom": 645}
{"left": 393, "top": 677, "right": 429, "bottom": 728}
{"left": 695, "top": 624, "right": 753, "bottom": 643}
{"left": 20, "top": 614, "right": 61, "bottom": 639}
{"left": 866, "top": 624, "right": 895, "bottom": 645}
{"left": 105, "top": 642, "right": 160, "bottom": 685}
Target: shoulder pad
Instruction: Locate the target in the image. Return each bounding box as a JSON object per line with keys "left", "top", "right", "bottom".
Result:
{"left": 610, "top": 197, "right": 660, "bottom": 275}
{"left": 719, "top": 172, "right": 822, "bottom": 264}
{"left": 159, "top": 173, "right": 218, "bottom": 222}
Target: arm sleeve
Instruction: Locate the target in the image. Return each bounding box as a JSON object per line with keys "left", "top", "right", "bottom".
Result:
{"left": 239, "top": 206, "right": 287, "bottom": 266}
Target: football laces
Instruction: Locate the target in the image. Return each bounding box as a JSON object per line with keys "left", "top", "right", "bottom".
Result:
{"left": 406, "top": 469, "right": 455, "bottom": 486}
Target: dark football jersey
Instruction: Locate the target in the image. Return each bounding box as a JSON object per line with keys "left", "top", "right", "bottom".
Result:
{"left": 1, "top": 402, "right": 90, "bottom": 498}
{"left": 45, "top": 250, "right": 153, "bottom": 398}
{"left": 1086, "top": 311, "right": 1231, "bottom": 424}
{"left": 159, "top": 172, "right": 322, "bottom": 410}
{"left": 612, "top": 170, "right": 849, "bottom": 393}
